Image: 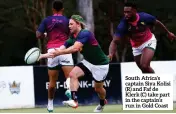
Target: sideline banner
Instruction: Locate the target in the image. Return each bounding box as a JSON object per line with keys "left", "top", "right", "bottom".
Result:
{"left": 33, "top": 64, "right": 121, "bottom": 106}
{"left": 0, "top": 66, "right": 35, "bottom": 109}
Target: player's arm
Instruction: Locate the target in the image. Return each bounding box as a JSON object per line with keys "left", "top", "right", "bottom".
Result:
{"left": 36, "top": 18, "right": 47, "bottom": 38}
{"left": 155, "top": 20, "right": 170, "bottom": 33}
{"left": 38, "top": 38, "right": 73, "bottom": 60}
{"left": 108, "top": 21, "right": 126, "bottom": 61}
{"left": 108, "top": 36, "right": 121, "bottom": 61}
{"left": 49, "top": 32, "right": 89, "bottom": 57}
{"left": 35, "top": 18, "right": 48, "bottom": 60}
{"left": 55, "top": 41, "right": 83, "bottom": 55}
{"left": 155, "top": 20, "right": 176, "bottom": 40}
{"left": 38, "top": 45, "right": 65, "bottom": 61}
{"left": 144, "top": 13, "right": 176, "bottom": 40}
{"left": 59, "top": 45, "right": 66, "bottom": 50}
{"left": 44, "top": 41, "right": 82, "bottom": 59}
{"left": 36, "top": 32, "right": 47, "bottom": 38}
{"left": 55, "top": 40, "right": 71, "bottom": 51}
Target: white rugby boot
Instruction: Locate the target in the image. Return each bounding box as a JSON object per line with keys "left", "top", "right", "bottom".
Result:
{"left": 62, "top": 100, "right": 78, "bottom": 108}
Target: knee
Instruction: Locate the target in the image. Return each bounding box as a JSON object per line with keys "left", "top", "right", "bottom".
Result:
{"left": 140, "top": 63, "right": 149, "bottom": 70}
{"left": 49, "top": 82, "right": 56, "bottom": 89}
{"left": 69, "top": 71, "right": 77, "bottom": 79}
{"left": 94, "top": 87, "right": 102, "bottom": 93}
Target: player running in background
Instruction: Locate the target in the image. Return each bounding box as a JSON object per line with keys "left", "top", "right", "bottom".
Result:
{"left": 36, "top": 0, "right": 74, "bottom": 112}
{"left": 108, "top": 2, "right": 176, "bottom": 73}
{"left": 44, "top": 15, "right": 109, "bottom": 112}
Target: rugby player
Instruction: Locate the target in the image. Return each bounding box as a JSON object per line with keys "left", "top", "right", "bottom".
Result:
{"left": 108, "top": 2, "right": 176, "bottom": 73}
{"left": 36, "top": 0, "right": 74, "bottom": 112}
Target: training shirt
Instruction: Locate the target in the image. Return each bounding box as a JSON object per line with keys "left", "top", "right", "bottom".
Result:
{"left": 64, "top": 29, "right": 109, "bottom": 65}
{"left": 37, "top": 14, "right": 69, "bottom": 49}
{"left": 115, "top": 12, "right": 156, "bottom": 47}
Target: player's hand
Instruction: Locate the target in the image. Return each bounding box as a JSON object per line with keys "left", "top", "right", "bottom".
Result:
{"left": 37, "top": 53, "right": 54, "bottom": 60}
{"left": 107, "top": 54, "right": 113, "bottom": 61}
{"left": 37, "top": 54, "right": 47, "bottom": 61}
{"left": 44, "top": 32, "right": 47, "bottom": 38}
{"left": 168, "top": 32, "right": 176, "bottom": 41}
{"left": 37, "top": 54, "right": 43, "bottom": 61}
{"left": 43, "top": 53, "right": 55, "bottom": 58}
{"left": 49, "top": 49, "right": 61, "bottom": 58}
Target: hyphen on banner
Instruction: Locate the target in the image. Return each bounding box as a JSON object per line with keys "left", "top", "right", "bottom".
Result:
{"left": 122, "top": 74, "right": 173, "bottom": 110}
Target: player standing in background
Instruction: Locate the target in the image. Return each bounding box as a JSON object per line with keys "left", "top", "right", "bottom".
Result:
{"left": 44, "top": 15, "right": 109, "bottom": 112}
{"left": 36, "top": 0, "right": 74, "bottom": 112}
{"left": 108, "top": 2, "right": 176, "bottom": 73}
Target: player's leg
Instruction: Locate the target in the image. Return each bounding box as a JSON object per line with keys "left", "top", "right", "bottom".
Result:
{"left": 62, "top": 65, "right": 85, "bottom": 108}
{"left": 91, "top": 64, "right": 109, "bottom": 112}
{"left": 134, "top": 49, "right": 155, "bottom": 73}
{"left": 59, "top": 54, "right": 74, "bottom": 99}
{"left": 140, "top": 36, "right": 157, "bottom": 73}
{"left": 47, "top": 49, "right": 60, "bottom": 112}
{"left": 94, "top": 81, "right": 108, "bottom": 112}
{"left": 132, "top": 44, "right": 143, "bottom": 71}
{"left": 134, "top": 54, "right": 142, "bottom": 69}
{"left": 134, "top": 50, "right": 154, "bottom": 73}
{"left": 47, "top": 68, "right": 59, "bottom": 112}
{"left": 94, "top": 82, "right": 106, "bottom": 101}
{"left": 140, "top": 48, "right": 155, "bottom": 73}
{"left": 62, "top": 66, "right": 74, "bottom": 99}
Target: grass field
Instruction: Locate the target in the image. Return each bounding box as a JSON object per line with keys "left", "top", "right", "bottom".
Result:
{"left": 0, "top": 105, "right": 176, "bottom": 113}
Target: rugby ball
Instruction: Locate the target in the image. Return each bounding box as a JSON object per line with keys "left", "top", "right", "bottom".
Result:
{"left": 24, "top": 47, "right": 41, "bottom": 64}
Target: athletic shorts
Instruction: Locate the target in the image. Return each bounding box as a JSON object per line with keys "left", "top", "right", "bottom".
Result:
{"left": 132, "top": 34, "right": 157, "bottom": 56}
{"left": 77, "top": 59, "right": 109, "bottom": 82}
{"left": 47, "top": 48, "right": 74, "bottom": 69}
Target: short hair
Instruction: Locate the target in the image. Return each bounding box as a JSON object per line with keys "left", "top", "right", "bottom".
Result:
{"left": 52, "top": 0, "right": 63, "bottom": 11}
{"left": 124, "top": 2, "right": 137, "bottom": 10}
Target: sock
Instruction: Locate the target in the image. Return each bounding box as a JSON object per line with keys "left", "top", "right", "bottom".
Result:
{"left": 66, "top": 77, "right": 70, "bottom": 90}
{"left": 71, "top": 91, "right": 78, "bottom": 102}
{"left": 48, "top": 99, "right": 53, "bottom": 109}
{"left": 100, "top": 99, "right": 105, "bottom": 106}
{"left": 65, "top": 89, "right": 72, "bottom": 100}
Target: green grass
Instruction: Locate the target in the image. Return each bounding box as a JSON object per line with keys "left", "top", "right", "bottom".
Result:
{"left": 0, "top": 105, "right": 176, "bottom": 113}
{"left": 0, "top": 105, "right": 118, "bottom": 113}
